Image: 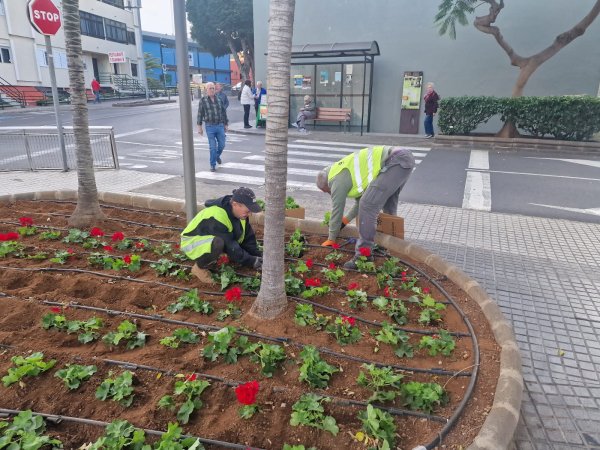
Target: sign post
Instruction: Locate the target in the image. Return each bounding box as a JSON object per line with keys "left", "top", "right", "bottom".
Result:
{"left": 27, "top": 0, "right": 68, "bottom": 171}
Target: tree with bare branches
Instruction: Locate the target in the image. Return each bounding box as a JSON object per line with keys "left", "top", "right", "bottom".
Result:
{"left": 62, "top": 0, "right": 105, "bottom": 226}
{"left": 249, "top": 0, "right": 295, "bottom": 320}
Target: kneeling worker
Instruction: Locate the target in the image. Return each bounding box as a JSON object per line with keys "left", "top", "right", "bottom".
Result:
{"left": 316, "top": 146, "right": 415, "bottom": 269}
{"left": 181, "top": 187, "right": 263, "bottom": 283}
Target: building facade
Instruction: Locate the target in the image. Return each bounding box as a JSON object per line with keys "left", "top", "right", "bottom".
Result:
{"left": 0, "top": 0, "right": 142, "bottom": 105}
{"left": 142, "top": 31, "right": 231, "bottom": 88}
{"left": 252, "top": 0, "right": 600, "bottom": 134}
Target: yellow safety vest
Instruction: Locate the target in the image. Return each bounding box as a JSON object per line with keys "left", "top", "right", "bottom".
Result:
{"left": 328, "top": 146, "right": 385, "bottom": 198}
{"left": 180, "top": 205, "right": 246, "bottom": 260}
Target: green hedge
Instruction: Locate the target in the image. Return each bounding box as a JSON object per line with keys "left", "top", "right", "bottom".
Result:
{"left": 438, "top": 96, "right": 600, "bottom": 141}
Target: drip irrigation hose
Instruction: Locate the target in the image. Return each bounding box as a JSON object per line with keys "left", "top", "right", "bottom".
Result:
{"left": 30, "top": 199, "right": 184, "bottom": 219}
{"left": 0, "top": 407, "right": 264, "bottom": 450}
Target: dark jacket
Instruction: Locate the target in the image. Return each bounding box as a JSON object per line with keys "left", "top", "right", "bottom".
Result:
{"left": 183, "top": 195, "right": 261, "bottom": 267}
{"left": 424, "top": 91, "right": 440, "bottom": 115}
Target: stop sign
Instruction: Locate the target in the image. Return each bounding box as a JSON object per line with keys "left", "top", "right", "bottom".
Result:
{"left": 28, "top": 0, "right": 62, "bottom": 36}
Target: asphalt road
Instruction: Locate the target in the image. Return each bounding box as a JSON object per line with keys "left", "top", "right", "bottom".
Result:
{"left": 1, "top": 98, "right": 599, "bottom": 224}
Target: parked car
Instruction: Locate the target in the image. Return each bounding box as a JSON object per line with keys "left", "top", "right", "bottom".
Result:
{"left": 231, "top": 82, "right": 242, "bottom": 93}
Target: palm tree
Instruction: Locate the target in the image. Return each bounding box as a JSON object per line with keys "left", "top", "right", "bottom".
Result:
{"left": 62, "top": 0, "right": 105, "bottom": 227}
{"left": 249, "top": 0, "right": 295, "bottom": 320}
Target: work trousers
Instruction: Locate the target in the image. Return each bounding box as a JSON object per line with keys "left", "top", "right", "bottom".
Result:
{"left": 195, "top": 236, "right": 224, "bottom": 268}
{"left": 355, "top": 149, "right": 415, "bottom": 254}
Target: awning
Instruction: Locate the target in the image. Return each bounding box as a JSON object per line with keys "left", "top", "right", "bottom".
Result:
{"left": 291, "top": 41, "right": 380, "bottom": 59}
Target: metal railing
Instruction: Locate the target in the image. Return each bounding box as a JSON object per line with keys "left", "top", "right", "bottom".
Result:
{"left": 0, "top": 126, "right": 119, "bottom": 172}
{"left": 0, "top": 75, "right": 26, "bottom": 108}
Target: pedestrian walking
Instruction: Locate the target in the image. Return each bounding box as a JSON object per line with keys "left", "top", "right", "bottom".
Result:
{"left": 240, "top": 80, "right": 254, "bottom": 128}
{"left": 215, "top": 82, "right": 229, "bottom": 110}
{"left": 197, "top": 82, "right": 228, "bottom": 172}
{"left": 316, "top": 146, "right": 415, "bottom": 269}
{"left": 180, "top": 186, "right": 263, "bottom": 284}
{"left": 293, "top": 95, "right": 316, "bottom": 133}
{"left": 424, "top": 82, "right": 440, "bottom": 138}
{"left": 91, "top": 78, "right": 101, "bottom": 104}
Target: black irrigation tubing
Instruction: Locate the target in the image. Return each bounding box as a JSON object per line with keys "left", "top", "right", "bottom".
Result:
{"left": 103, "top": 358, "right": 447, "bottom": 424}
{"left": 1, "top": 214, "right": 181, "bottom": 232}
{"left": 0, "top": 408, "right": 264, "bottom": 450}
{"left": 30, "top": 199, "right": 184, "bottom": 219}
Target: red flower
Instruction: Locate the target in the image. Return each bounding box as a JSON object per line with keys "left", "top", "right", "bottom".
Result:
{"left": 111, "top": 232, "right": 124, "bottom": 241}
{"left": 328, "top": 262, "right": 336, "bottom": 270}
{"left": 305, "top": 277, "right": 321, "bottom": 287}
{"left": 347, "top": 282, "right": 359, "bottom": 291}
{"left": 359, "top": 247, "right": 371, "bottom": 257}
{"left": 186, "top": 373, "right": 197, "bottom": 382}
{"left": 67, "top": 248, "right": 75, "bottom": 255}
{"left": 0, "top": 232, "right": 19, "bottom": 241}
{"left": 50, "top": 306, "right": 61, "bottom": 313}
{"left": 123, "top": 255, "right": 132, "bottom": 264}
{"left": 174, "top": 244, "right": 180, "bottom": 249}
{"left": 19, "top": 217, "right": 34, "bottom": 227}
{"left": 235, "top": 380, "right": 259, "bottom": 406}
{"left": 342, "top": 316, "right": 356, "bottom": 326}
{"left": 383, "top": 286, "right": 390, "bottom": 297}
{"left": 305, "top": 259, "right": 313, "bottom": 269}
{"left": 103, "top": 245, "right": 114, "bottom": 252}
{"left": 423, "top": 287, "right": 430, "bottom": 294}
{"left": 135, "top": 241, "right": 145, "bottom": 249}
{"left": 217, "top": 255, "right": 230, "bottom": 266}
{"left": 225, "top": 287, "right": 242, "bottom": 302}
{"left": 90, "top": 227, "right": 104, "bottom": 237}
{"left": 331, "top": 243, "right": 341, "bottom": 250}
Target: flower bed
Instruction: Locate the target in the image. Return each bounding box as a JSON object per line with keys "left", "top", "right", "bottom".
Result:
{"left": 0, "top": 199, "right": 505, "bottom": 450}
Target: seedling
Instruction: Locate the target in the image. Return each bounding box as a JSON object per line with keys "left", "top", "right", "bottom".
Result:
{"left": 49, "top": 249, "right": 74, "bottom": 264}
{"left": 358, "top": 404, "right": 397, "bottom": 449}
{"left": 55, "top": 364, "right": 97, "bottom": 390}
{"left": 285, "top": 229, "right": 307, "bottom": 258}
{"left": 401, "top": 381, "right": 449, "bottom": 413}
{"left": 372, "top": 296, "right": 408, "bottom": 326}
{"left": 418, "top": 295, "right": 446, "bottom": 325}
{"left": 62, "top": 228, "right": 89, "bottom": 244}
{"left": 38, "top": 230, "right": 62, "bottom": 240}
{"left": 0, "top": 410, "right": 62, "bottom": 449}
{"left": 0, "top": 241, "right": 24, "bottom": 258}
{"left": 356, "top": 364, "right": 404, "bottom": 403}
{"left": 285, "top": 274, "right": 305, "bottom": 296}
{"left": 321, "top": 264, "right": 344, "bottom": 283}
{"left": 159, "top": 328, "right": 200, "bottom": 349}
{"left": 95, "top": 371, "right": 135, "bottom": 407}
{"left": 372, "top": 322, "right": 413, "bottom": 358}
{"left": 346, "top": 285, "right": 368, "bottom": 309}
{"left": 2, "top": 352, "right": 56, "bottom": 387}
{"left": 202, "top": 326, "right": 246, "bottom": 363}
{"left": 326, "top": 316, "right": 361, "bottom": 346}
{"left": 294, "top": 304, "right": 330, "bottom": 330}
{"left": 418, "top": 330, "right": 456, "bottom": 356}
{"left": 298, "top": 345, "right": 338, "bottom": 389}
{"left": 167, "top": 289, "right": 213, "bottom": 314}
{"left": 158, "top": 375, "right": 211, "bottom": 424}
{"left": 242, "top": 342, "right": 287, "bottom": 377}
{"left": 102, "top": 320, "right": 147, "bottom": 350}
{"left": 290, "top": 393, "right": 339, "bottom": 436}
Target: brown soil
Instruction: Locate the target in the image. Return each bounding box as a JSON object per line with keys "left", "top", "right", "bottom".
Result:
{"left": 0, "top": 200, "right": 500, "bottom": 450}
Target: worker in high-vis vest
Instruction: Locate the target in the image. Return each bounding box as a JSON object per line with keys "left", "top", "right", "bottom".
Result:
{"left": 316, "top": 146, "right": 415, "bottom": 269}
{"left": 181, "top": 187, "right": 263, "bottom": 284}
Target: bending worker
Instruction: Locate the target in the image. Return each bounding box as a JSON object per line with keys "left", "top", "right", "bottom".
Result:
{"left": 181, "top": 187, "right": 263, "bottom": 284}
{"left": 316, "top": 146, "right": 415, "bottom": 269}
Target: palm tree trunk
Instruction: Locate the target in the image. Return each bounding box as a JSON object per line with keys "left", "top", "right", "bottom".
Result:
{"left": 63, "top": 0, "right": 105, "bottom": 227}
{"left": 249, "top": 0, "right": 295, "bottom": 320}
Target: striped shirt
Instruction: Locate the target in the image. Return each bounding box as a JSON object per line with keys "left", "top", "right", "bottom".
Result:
{"left": 197, "top": 95, "right": 228, "bottom": 126}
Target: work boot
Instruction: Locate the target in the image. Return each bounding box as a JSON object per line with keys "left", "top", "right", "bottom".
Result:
{"left": 191, "top": 265, "right": 214, "bottom": 284}
{"left": 343, "top": 255, "right": 374, "bottom": 270}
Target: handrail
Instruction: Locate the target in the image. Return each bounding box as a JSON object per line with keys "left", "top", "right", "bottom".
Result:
{"left": 0, "top": 75, "right": 26, "bottom": 107}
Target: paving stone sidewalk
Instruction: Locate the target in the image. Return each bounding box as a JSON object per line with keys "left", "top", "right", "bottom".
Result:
{"left": 0, "top": 169, "right": 599, "bottom": 449}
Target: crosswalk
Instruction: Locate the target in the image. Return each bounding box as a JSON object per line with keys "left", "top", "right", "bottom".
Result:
{"left": 195, "top": 139, "right": 431, "bottom": 191}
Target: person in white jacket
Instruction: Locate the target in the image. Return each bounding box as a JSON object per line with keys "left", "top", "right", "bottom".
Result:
{"left": 240, "top": 80, "right": 254, "bottom": 128}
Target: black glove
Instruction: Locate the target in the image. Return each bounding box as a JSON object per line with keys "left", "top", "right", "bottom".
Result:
{"left": 253, "top": 257, "right": 263, "bottom": 269}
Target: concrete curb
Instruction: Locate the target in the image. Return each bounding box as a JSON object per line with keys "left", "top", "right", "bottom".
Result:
{"left": 0, "top": 191, "right": 523, "bottom": 450}
{"left": 435, "top": 134, "right": 600, "bottom": 154}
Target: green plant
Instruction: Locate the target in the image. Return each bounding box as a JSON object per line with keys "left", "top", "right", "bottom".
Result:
{"left": 326, "top": 316, "right": 361, "bottom": 346}
{"left": 243, "top": 342, "right": 287, "bottom": 377}
{"left": 372, "top": 296, "right": 408, "bottom": 326}
{"left": 285, "top": 196, "right": 300, "bottom": 209}
{"left": 49, "top": 249, "right": 73, "bottom": 264}
{"left": 0, "top": 410, "right": 63, "bottom": 449}
{"left": 95, "top": 371, "right": 135, "bottom": 407}
{"left": 160, "top": 328, "right": 200, "bottom": 348}
{"left": 42, "top": 313, "right": 104, "bottom": 343}
{"left": 300, "top": 285, "right": 330, "bottom": 299}
{"left": 27, "top": 252, "right": 48, "bottom": 260}
{"left": 85, "top": 419, "right": 146, "bottom": 450}
{"left": 285, "top": 274, "right": 305, "bottom": 296}
{"left": 401, "top": 381, "right": 449, "bottom": 413}
{"left": 372, "top": 322, "right": 413, "bottom": 358}
{"left": 17, "top": 226, "right": 37, "bottom": 237}
{"left": 150, "top": 258, "right": 189, "bottom": 280}
{"left": 285, "top": 229, "right": 307, "bottom": 258}
{"left": 346, "top": 287, "right": 368, "bottom": 309}
{"left": 355, "top": 256, "right": 376, "bottom": 273}
{"left": 158, "top": 376, "right": 211, "bottom": 424}
{"left": 201, "top": 326, "right": 246, "bottom": 363}
{"left": 2, "top": 352, "right": 56, "bottom": 387}
{"left": 322, "top": 211, "right": 331, "bottom": 226}
{"left": 358, "top": 404, "right": 397, "bottom": 449}
{"left": 293, "top": 304, "right": 330, "bottom": 330}
{"left": 153, "top": 242, "right": 173, "bottom": 255}
{"left": 55, "top": 364, "right": 97, "bottom": 390}
{"left": 62, "top": 228, "right": 89, "bottom": 244}
{"left": 418, "top": 295, "right": 446, "bottom": 325}
{"left": 321, "top": 265, "right": 345, "bottom": 283}
{"left": 357, "top": 364, "right": 404, "bottom": 403}
{"left": 298, "top": 345, "right": 338, "bottom": 389}
{"left": 102, "top": 320, "right": 147, "bottom": 350}
{"left": 215, "top": 264, "right": 239, "bottom": 290}
{"left": 38, "top": 230, "right": 62, "bottom": 240}
{"left": 418, "top": 330, "right": 456, "bottom": 356}
{"left": 0, "top": 241, "right": 25, "bottom": 258}
{"left": 167, "top": 289, "right": 214, "bottom": 314}
{"left": 216, "top": 304, "right": 242, "bottom": 321}
{"left": 290, "top": 393, "right": 339, "bottom": 436}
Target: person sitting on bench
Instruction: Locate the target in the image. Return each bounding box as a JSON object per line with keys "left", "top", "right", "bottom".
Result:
{"left": 293, "top": 95, "right": 316, "bottom": 133}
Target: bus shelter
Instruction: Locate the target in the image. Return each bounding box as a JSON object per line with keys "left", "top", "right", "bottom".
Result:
{"left": 289, "top": 41, "right": 379, "bottom": 134}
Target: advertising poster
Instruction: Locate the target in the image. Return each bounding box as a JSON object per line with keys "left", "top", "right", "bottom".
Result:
{"left": 320, "top": 70, "right": 329, "bottom": 85}
{"left": 302, "top": 76, "right": 312, "bottom": 89}
{"left": 293, "top": 75, "right": 303, "bottom": 88}
{"left": 334, "top": 71, "right": 342, "bottom": 82}
{"left": 401, "top": 73, "right": 423, "bottom": 109}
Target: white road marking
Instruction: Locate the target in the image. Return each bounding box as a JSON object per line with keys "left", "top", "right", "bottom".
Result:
{"left": 117, "top": 141, "right": 182, "bottom": 148}
{"left": 525, "top": 157, "right": 600, "bottom": 169}
{"left": 114, "top": 128, "right": 153, "bottom": 138}
{"left": 195, "top": 171, "right": 319, "bottom": 190}
{"left": 467, "top": 168, "right": 600, "bottom": 182}
{"left": 221, "top": 162, "right": 318, "bottom": 177}
{"left": 243, "top": 154, "right": 423, "bottom": 167}
{"left": 530, "top": 203, "right": 600, "bottom": 216}
{"left": 293, "top": 140, "right": 431, "bottom": 154}
{"left": 463, "top": 150, "right": 491, "bottom": 211}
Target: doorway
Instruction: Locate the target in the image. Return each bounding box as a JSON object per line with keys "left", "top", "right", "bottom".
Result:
{"left": 92, "top": 58, "right": 100, "bottom": 80}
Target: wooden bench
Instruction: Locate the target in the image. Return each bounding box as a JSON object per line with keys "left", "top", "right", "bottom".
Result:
{"left": 308, "top": 107, "right": 352, "bottom": 132}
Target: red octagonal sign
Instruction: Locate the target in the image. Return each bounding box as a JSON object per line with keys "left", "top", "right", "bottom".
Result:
{"left": 28, "top": 0, "right": 62, "bottom": 36}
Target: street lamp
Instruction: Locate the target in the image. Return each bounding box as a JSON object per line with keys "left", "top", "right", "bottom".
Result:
{"left": 159, "top": 42, "right": 170, "bottom": 100}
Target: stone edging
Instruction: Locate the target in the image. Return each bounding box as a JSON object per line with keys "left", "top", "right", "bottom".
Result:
{"left": 435, "top": 134, "right": 600, "bottom": 154}
{"left": 0, "top": 191, "right": 523, "bottom": 450}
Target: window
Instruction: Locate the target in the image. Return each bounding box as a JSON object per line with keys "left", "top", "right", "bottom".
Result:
{"left": 0, "top": 0, "right": 5, "bottom": 16}
{"left": 127, "top": 31, "right": 136, "bottom": 45}
{"left": 80, "top": 12, "right": 105, "bottom": 39}
{"left": 105, "top": 19, "right": 127, "bottom": 43}
{"left": 99, "top": 0, "right": 124, "bottom": 8}
{"left": 131, "top": 63, "right": 137, "bottom": 77}
{"left": 0, "top": 47, "right": 11, "bottom": 64}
